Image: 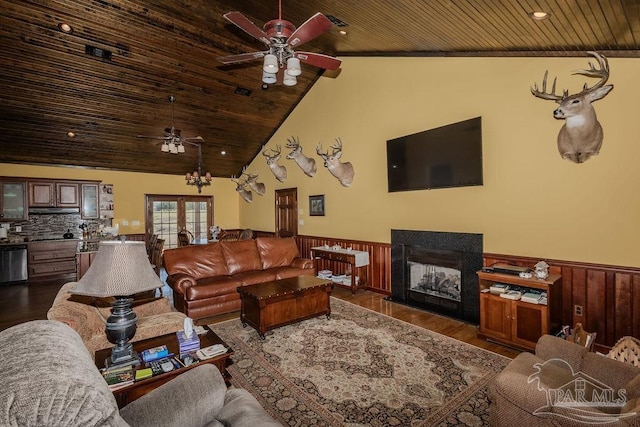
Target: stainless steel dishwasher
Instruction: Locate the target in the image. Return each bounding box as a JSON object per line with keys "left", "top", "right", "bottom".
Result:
{"left": 0, "top": 244, "right": 28, "bottom": 284}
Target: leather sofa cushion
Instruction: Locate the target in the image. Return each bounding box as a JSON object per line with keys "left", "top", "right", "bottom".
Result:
{"left": 256, "top": 237, "right": 300, "bottom": 269}
{"left": 187, "top": 276, "right": 242, "bottom": 300}
{"left": 220, "top": 240, "right": 262, "bottom": 275}
{"left": 164, "top": 243, "right": 229, "bottom": 279}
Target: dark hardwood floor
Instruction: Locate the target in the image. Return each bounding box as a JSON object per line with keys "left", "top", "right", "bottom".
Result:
{"left": 0, "top": 279, "right": 520, "bottom": 359}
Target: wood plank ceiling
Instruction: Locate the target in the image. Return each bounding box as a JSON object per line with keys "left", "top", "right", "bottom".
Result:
{"left": 0, "top": 0, "right": 638, "bottom": 177}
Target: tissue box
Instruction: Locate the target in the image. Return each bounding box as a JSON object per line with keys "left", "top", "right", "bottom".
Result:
{"left": 177, "top": 330, "right": 200, "bottom": 354}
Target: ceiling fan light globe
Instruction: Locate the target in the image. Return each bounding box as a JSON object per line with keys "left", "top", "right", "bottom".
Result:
{"left": 286, "top": 57, "right": 301, "bottom": 76}
{"left": 161, "top": 144, "right": 170, "bottom": 153}
{"left": 262, "top": 70, "right": 277, "bottom": 84}
{"left": 177, "top": 144, "right": 185, "bottom": 153}
{"left": 283, "top": 73, "right": 297, "bottom": 86}
{"left": 263, "top": 54, "right": 278, "bottom": 73}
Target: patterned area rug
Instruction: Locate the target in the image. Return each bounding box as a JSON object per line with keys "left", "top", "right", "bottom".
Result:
{"left": 210, "top": 298, "right": 510, "bottom": 427}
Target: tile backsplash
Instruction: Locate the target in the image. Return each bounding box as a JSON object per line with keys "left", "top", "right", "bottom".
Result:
{"left": 8, "top": 214, "right": 112, "bottom": 241}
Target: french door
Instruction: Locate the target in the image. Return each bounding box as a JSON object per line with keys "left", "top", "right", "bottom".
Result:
{"left": 145, "top": 195, "right": 213, "bottom": 249}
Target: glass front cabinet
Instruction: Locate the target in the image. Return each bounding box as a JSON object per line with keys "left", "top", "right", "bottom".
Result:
{"left": 0, "top": 180, "right": 28, "bottom": 221}
{"left": 81, "top": 183, "right": 99, "bottom": 219}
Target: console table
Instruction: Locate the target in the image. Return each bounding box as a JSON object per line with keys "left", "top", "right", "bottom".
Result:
{"left": 310, "top": 246, "right": 369, "bottom": 294}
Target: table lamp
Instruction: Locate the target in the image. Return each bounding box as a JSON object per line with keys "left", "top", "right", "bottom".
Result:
{"left": 72, "top": 240, "right": 163, "bottom": 368}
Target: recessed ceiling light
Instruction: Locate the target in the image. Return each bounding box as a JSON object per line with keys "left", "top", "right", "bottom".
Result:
{"left": 529, "top": 11, "right": 551, "bottom": 21}
{"left": 58, "top": 23, "right": 74, "bottom": 33}
{"left": 221, "top": 150, "right": 226, "bottom": 155}
{"left": 339, "top": 30, "right": 347, "bottom": 36}
{"left": 67, "top": 131, "right": 76, "bottom": 138}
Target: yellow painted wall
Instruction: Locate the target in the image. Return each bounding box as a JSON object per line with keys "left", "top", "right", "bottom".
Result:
{"left": 240, "top": 56, "right": 640, "bottom": 268}
{"left": 0, "top": 163, "right": 240, "bottom": 233}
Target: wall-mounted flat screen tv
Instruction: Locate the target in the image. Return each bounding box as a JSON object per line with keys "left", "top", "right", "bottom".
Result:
{"left": 386, "top": 117, "right": 483, "bottom": 192}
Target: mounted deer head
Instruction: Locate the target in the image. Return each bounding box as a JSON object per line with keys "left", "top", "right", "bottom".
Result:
{"left": 242, "top": 167, "right": 266, "bottom": 196}
{"left": 531, "top": 51, "right": 613, "bottom": 163}
{"left": 285, "top": 136, "right": 317, "bottom": 177}
{"left": 231, "top": 175, "right": 253, "bottom": 203}
{"left": 316, "top": 138, "right": 354, "bottom": 187}
{"left": 262, "top": 144, "right": 287, "bottom": 182}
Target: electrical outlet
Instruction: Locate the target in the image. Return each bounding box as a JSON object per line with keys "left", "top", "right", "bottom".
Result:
{"left": 121, "top": 220, "right": 129, "bottom": 226}
{"left": 15, "top": 225, "right": 22, "bottom": 232}
{"left": 574, "top": 305, "right": 583, "bottom": 316}
{"left": 298, "top": 219, "right": 304, "bottom": 226}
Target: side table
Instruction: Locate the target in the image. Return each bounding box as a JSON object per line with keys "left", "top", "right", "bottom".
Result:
{"left": 95, "top": 325, "right": 233, "bottom": 408}
{"left": 310, "top": 246, "right": 369, "bottom": 294}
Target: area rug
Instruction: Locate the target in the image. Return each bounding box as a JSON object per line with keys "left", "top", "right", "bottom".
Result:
{"left": 210, "top": 298, "right": 510, "bottom": 427}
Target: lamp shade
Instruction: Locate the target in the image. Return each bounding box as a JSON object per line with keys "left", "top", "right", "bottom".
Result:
{"left": 283, "top": 73, "right": 297, "bottom": 86}
{"left": 263, "top": 54, "right": 278, "bottom": 73}
{"left": 286, "top": 57, "right": 301, "bottom": 76}
{"left": 72, "top": 241, "right": 162, "bottom": 297}
{"left": 262, "top": 70, "right": 277, "bottom": 84}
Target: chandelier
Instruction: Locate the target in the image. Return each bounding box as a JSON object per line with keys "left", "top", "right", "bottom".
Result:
{"left": 185, "top": 143, "right": 211, "bottom": 193}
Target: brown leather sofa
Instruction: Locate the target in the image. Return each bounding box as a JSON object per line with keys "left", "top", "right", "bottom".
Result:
{"left": 163, "top": 237, "right": 315, "bottom": 319}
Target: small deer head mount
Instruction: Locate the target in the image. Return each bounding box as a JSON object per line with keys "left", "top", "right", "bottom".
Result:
{"left": 285, "top": 136, "right": 317, "bottom": 177}
{"left": 531, "top": 51, "right": 613, "bottom": 164}
{"left": 316, "top": 138, "right": 354, "bottom": 187}
{"left": 231, "top": 175, "right": 253, "bottom": 203}
{"left": 242, "top": 168, "right": 266, "bottom": 196}
{"left": 262, "top": 144, "right": 287, "bottom": 182}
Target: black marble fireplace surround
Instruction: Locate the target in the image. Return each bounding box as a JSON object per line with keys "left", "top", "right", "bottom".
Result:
{"left": 390, "top": 230, "right": 483, "bottom": 323}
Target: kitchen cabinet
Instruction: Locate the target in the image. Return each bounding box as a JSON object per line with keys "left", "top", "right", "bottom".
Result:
{"left": 0, "top": 179, "right": 28, "bottom": 220}
{"left": 81, "top": 183, "right": 99, "bottom": 219}
{"left": 28, "top": 181, "right": 55, "bottom": 207}
{"left": 56, "top": 182, "right": 80, "bottom": 207}
{"left": 477, "top": 271, "right": 562, "bottom": 351}
{"left": 27, "top": 240, "right": 78, "bottom": 283}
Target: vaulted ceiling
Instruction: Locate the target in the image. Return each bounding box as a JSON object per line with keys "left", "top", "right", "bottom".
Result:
{"left": 1, "top": 0, "right": 638, "bottom": 178}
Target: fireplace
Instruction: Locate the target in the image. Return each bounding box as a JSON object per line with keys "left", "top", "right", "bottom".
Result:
{"left": 389, "top": 230, "right": 482, "bottom": 323}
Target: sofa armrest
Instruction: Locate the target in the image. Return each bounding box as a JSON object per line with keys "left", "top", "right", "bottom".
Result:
{"left": 290, "top": 257, "right": 314, "bottom": 270}
{"left": 535, "top": 334, "right": 588, "bottom": 372}
{"left": 132, "top": 297, "right": 173, "bottom": 317}
{"left": 217, "top": 388, "right": 282, "bottom": 426}
{"left": 166, "top": 273, "right": 196, "bottom": 295}
{"left": 119, "top": 365, "right": 225, "bottom": 427}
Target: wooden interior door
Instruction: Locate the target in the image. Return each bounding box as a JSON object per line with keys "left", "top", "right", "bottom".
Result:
{"left": 275, "top": 188, "right": 297, "bottom": 237}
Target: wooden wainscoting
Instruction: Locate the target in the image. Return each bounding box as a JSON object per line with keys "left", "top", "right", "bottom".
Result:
{"left": 296, "top": 235, "right": 392, "bottom": 294}
{"left": 484, "top": 253, "right": 640, "bottom": 352}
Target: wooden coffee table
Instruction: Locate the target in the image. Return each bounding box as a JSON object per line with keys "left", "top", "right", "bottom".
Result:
{"left": 95, "top": 325, "right": 233, "bottom": 408}
{"left": 237, "top": 275, "right": 333, "bottom": 339}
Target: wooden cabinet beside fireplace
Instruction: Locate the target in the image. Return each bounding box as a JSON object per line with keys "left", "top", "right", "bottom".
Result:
{"left": 477, "top": 271, "right": 562, "bottom": 351}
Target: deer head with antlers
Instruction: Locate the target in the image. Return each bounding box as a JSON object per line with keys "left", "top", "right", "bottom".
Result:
{"left": 285, "top": 136, "right": 317, "bottom": 177}
{"left": 231, "top": 175, "right": 253, "bottom": 203}
{"left": 241, "top": 167, "right": 266, "bottom": 196}
{"left": 531, "top": 51, "right": 614, "bottom": 164}
{"left": 316, "top": 138, "right": 354, "bottom": 187}
{"left": 262, "top": 145, "right": 287, "bottom": 182}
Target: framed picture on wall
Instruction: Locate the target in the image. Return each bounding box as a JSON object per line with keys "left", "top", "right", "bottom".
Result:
{"left": 309, "top": 195, "right": 325, "bottom": 216}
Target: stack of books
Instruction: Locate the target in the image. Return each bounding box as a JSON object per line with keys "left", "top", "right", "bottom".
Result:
{"left": 499, "top": 290, "right": 522, "bottom": 300}
{"left": 102, "top": 365, "right": 134, "bottom": 390}
{"left": 177, "top": 330, "right": 200, "bottom": 355}
{"left": 489, "top": 283, "right": 510, "bottom": 294}
{"left": 521, "top": 291, "right": 544, "bottom": 304}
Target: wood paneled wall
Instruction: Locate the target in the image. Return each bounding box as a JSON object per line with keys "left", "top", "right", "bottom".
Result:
{"left": 484, "top": 253, "right": 640, "bottom": 352}
{"left": 295, "top": 235, "right": 639, "bottom": 351}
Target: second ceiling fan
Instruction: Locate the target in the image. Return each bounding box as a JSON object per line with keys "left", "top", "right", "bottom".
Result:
{"left": 218, "top": 0, "right": 341, "bottom": 86}
{"left": 137, "top": 96, "right": 203, "bottom": 154}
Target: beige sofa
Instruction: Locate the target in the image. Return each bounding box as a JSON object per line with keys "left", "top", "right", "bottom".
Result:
{"left": 163, "top": 237, "right": 315, "bottom": 320}
{"left": 0, "top": 320, "right": 282, "bottom": 426}
{"left": 47, "top": 282, "right": 187, "bottom": 358}
{"left": 489, "top": 334, "right": 640, "bottom": 426}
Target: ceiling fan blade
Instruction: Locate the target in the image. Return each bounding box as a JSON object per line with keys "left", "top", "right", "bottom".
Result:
{"left": 137, "top": 135, "right": 171, "bottom": 140}
{"left": 295, "top": 52, "right": 342, "bottom": 70}
{"left": 287, "top": 12, "right": 333, "bottom": 48}
{"left": 184, "top": 136, "right": 204, "bottom": 141}
{"left": 218, "top": 51, "right": 267, "bottom": 65}
{"left": 223, "top": 12, "right": 271, "bottom": 45}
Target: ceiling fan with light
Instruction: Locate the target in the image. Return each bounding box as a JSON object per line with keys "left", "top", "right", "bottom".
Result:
{"left": 137, "top": 95, "right": 203, "bottom": 153}
{"left": 217, "top": 0, "right": 341, "bottom": 86}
